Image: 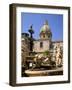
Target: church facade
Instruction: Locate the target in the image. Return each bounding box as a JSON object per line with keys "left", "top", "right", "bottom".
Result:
{"left": 33, "top": 21, "right": 63, "bottom": 53}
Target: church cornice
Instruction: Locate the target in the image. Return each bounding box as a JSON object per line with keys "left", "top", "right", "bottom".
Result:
{"left": 34, "top": 39, "right": 51, "bottom": 41}
{"left": 34, "top": 39, "right": 63, "bottom": 43}
{"left": 52, "top": 40, "right": 63, "bottom": 43}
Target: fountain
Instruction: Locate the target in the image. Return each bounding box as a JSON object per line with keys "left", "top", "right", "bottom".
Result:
{"left": 22, "top": 26, "right": 63, "bottom": 77}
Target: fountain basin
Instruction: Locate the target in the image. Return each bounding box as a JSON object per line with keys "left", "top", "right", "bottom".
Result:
{"left": 25, "top": 67, "right": 63, "bottom": 77}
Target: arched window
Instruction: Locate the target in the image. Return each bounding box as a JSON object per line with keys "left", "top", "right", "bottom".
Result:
{"left": 40, "top": 42, "right": 43, "bottom": 48}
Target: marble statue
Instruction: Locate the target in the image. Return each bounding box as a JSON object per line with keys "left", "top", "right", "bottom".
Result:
{"left": 55, "top": 44, "right": 63, "bottom": 67}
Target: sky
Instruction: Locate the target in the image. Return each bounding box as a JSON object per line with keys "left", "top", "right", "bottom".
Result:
{"left": 21, "top": 12, "right": 63, "bottom": 41}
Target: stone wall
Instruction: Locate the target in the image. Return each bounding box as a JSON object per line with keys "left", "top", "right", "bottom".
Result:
{"left": 33, "top": 39, "right": 51, "bottom": 52}
{"left": 52, "top": 41, "right": 63, "bottom": 50}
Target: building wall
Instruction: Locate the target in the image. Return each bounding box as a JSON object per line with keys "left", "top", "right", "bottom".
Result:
{"left": 33, "top": 40, "right": 63, "bottom": 53}
{"left": 52, "top": 41, "right": 63, "bottom": 50}
{"left": 33, "top": 39, "right": 51, "bottom": 52}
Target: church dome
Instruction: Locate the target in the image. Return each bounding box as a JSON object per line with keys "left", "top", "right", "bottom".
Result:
{"left": 40, "top": 20, "right": 52, "bottom": 39}
{"left": 40, "top": 20, "right": 50, "bottom": 32}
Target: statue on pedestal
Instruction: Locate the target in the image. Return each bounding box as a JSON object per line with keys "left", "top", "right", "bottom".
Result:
{"left": 55, "top": 44, "right": 63, "bottom": 67}
{"left": 28, "top": 25, "right": 34, "bottom": 52}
